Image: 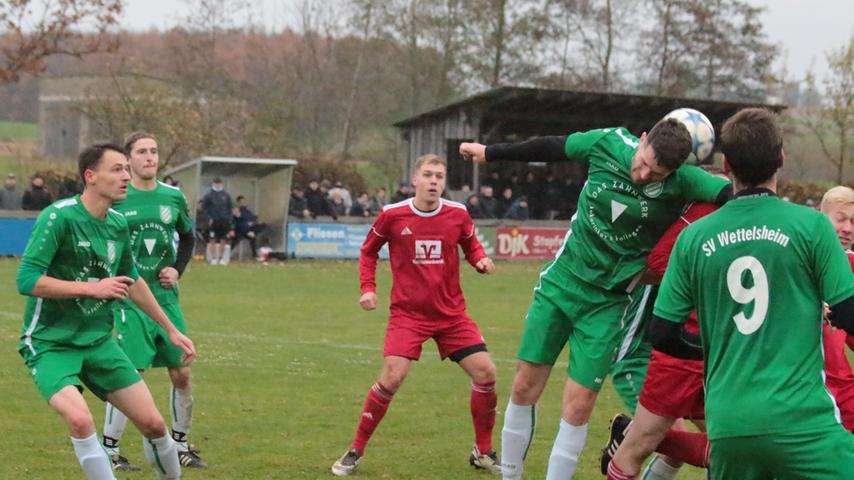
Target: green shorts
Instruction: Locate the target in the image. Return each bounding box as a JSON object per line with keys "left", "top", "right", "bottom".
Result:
{"left": 709, "top": 426, "right": 854, "bottom": 480}
{"left": 517, "top": 261, "right": 632, "bottom": 391}
{"left": 19, "top": 337, "right": 142, "bottom": 402}
{"left": 609, "top": 285, "right": 656, "bottom": 412}
{"left": 115, "top": 303, "right": 188, "bottom": 370}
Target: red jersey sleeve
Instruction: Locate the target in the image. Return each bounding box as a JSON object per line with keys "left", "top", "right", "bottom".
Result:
{"left": 459, "top": 212, "right": 487, "bottom": 268}
{"left": 359, "top": 211, "right": 391, "bottom": 294}
{"left": 647, "top": 202, "right": 719, "bottom": 276}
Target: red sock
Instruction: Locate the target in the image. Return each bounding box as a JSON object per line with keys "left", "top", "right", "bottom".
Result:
{"left": 656, "top": 429, "right": 710, "bottom": 468}
{"left": 607, "top": 460, "right": 638, "bottom": 480}
{"left": 470, "top": 381, "right": 497, "bottom": 453}
{"left": 351, "top": 382, "right": 394, "bottom": 454}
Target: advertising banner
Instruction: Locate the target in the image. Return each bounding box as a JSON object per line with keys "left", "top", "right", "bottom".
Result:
{"left": 287, "top": 223, "right": 389, "bottom": 259}
{"left": 495, "top": 226, "right": 568, "bottom": 260}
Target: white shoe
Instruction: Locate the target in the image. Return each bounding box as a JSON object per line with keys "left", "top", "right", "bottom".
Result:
{"left": 218, "top": 258, "right": 228, "bottom": 265}
{"left": 470, "top": 445, "right": 501, "bottom": 474}
{"left": 331, "top": 449, "right": 361, "bottom": 476}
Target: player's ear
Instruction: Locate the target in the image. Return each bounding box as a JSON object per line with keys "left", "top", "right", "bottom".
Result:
{"left": 722, "top": 157, "right": 732, "bottom": 174}
{"left": 779, "top": 150, "right": 785, "bottom": 168}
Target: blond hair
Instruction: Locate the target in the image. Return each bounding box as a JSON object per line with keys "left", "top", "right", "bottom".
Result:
{"left": 413, "top": 154, "right": 446, "bottom": 173}
{"left": 821, "top": 186, "right": 854, "bottom": 213}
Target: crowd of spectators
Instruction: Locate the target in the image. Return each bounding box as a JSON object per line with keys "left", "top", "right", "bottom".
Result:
{"left": 289, "top": 178, "right": 397, "bottom": 220}
{"left": 1, "top": 172, "right": 86, "bottom": 211}
{"left": 286, "top": 172, "right": 586, "bottom": 221}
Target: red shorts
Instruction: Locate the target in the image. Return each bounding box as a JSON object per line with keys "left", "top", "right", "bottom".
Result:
{"left": 639, "top": 349, "right": 705, "bottom": 420}
{"left": 383, "top": 314, "right": 486, "bottom": 361}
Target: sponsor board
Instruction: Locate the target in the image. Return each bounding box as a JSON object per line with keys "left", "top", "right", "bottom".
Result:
{"left": 287, "top": 223, "right": 389, "bottom": 259}
{"left": 495, "top": 226, "right": 568, "bottom": 260}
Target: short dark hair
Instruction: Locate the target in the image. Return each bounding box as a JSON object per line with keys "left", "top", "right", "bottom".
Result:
{"left": 78, "top": 142, "right": 127, "bottom": 183}
{"left": 720, "top": 108, "right": 782, "bottom": 187}
{"left": 123, "top": 131, "right": 156, "bottom": 154}
{"left": 236, "top": 195, "right": 245, "bottom": 202}
{"left": 646, "top": 118, "right": 692, "bottom": 171}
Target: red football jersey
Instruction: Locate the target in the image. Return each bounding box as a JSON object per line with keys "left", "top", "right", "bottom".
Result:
{"left": 823, "top": 250, "right": 854, "bottom": 423}
{"left": 360, "top": 198, "right": 487, "bottom": 321}
{"left": 647, "top": 202, "right": 719, "bottom": 333}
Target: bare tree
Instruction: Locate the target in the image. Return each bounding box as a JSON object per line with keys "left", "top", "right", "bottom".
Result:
{"left": 803, "top": 37, "right": 854, "bottom": 183}
{"left": 0, "top": 0, "right": 122, "bottom": 83}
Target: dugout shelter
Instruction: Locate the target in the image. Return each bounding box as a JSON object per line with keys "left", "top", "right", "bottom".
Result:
{"left": 394, "top": 86, "right": 786, "bottom": 190}
{"left": 163, "top": 156, "right": 298, "bottom": 253}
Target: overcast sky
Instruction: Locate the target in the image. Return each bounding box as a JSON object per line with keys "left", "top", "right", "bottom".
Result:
{"left": 120, "top": 0, "right": 853, "bottom": 84}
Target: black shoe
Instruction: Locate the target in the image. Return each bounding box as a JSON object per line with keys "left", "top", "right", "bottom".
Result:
{"left": 331, "top": 449, "right": 362, "bottom": 476}
{"left": 110, "top": 453, "right": 142, "bottom": 471}
{"left": 469, "top": 445, "right": 501, "bottom": 474}
{"left": 178, "top": 448, "right": 208, "bottom": 468}
{"left": 600, "top": 413, "right": 632, "bottom": 475}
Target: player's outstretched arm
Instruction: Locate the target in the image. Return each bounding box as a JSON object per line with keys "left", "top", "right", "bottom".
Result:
{"left": 461, "top": 136, "right": 567, "bottom": 164}
{"left": 128, "top": 277, "right": 196, "bottom": 365}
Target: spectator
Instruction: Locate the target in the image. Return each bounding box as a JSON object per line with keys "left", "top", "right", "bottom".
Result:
{"left": 466, "top": 193, "right": 486, "bottom": 219}
{"left": 350, "top": 192, "right": 372, "bottom": 218}
{"left": 504, "top": 195, "right": 530, "bottom": 221}
{"left": 448, "top": 183, "right": 472, "bottom": 203}
{"left": 542, "top": 172, "right": 563, "bottom": 219}
{"left": 231, "top": 195, "right": 266, "bottom": 260}
{"left": 368, "top": 187, "right": 387, "bottom": 215}
{"left": 57, "top": 175, "right": 82, "bottom": 199}
{"left": 478, "top": 184, "right": 498, "bottom": 218}
{"left": 202, "top": 177, "right": 234, "bottom": 265}
{"left": 0, "top": 173, "right": 21, "bottom": 209}
{"left": 329, "top": 181, "right": 353, "bottom": 212}
{"left": 195, "top": 200, "right": 210, "bottom": 246}
{"left": 496, "top": 187, "right": 514, "bottom": 218}
{"left": 391, "top": 181, "right": 412, "bottom": 203}
{"left": 162, "top": 175, "right": 177, "bottom": 186}
{"left": 21, "top": 174, "right": 53, "bottom": 211}
{"left": 305, "top": 179, "right": 338, "bottom": 220}
{"left": 485, "top": 171, "right": 504, "bottom": 192}
{"left": 329, "top": 190, "right": 348, "bottom": 217}
{"left": 522, "top": 171, "right": 542, "bottom": 218}
{"left": 562, "top": 177, "right": 582, "bottom": 216}
{"left": 289, "top": 187, "right": 311, "bottom": 218}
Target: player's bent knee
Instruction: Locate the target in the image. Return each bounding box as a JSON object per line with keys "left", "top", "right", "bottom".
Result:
{"left": 65, "top": 409, "right": 96, "bottom": 437}
{"left": 135, "top": 412, "right": 168, "bottom": 439}
{"left": 168, "top": 367, "right": 191, "bottom": 389}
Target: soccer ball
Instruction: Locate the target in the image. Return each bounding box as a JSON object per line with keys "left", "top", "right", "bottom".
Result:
{"left": 663, "top": 108, "right": 715, "bottom": 164}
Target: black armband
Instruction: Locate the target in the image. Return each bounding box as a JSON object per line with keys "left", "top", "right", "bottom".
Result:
{"left": 485, "top": 136, "right": 568, "bottom": 163}
{"left": 173, "top": 230, "right": 195, "bottom": 276}
{"left": 715, "top": 184, "right": 734, "bottom": 205}
{"left": 828, "top": 295, "right": 854, "bottom": 335}
{"left": 648, "top": 314, "right": 704, "bottom": 360}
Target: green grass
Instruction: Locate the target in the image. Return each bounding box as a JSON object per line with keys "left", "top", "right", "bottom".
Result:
{"left": 0, "top": 121, "right": 39, "bottom": 141}
{"left": 0, "top": 259, "right": 709, "bottom": 479}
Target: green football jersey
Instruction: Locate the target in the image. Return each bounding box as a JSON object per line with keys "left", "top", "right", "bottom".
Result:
{"left": 19, "top": 196, "right": 139, "bottom": 351}
{"left": 655, "top": 193, "right": 854, "bottom": 439}
{"left": 112, "top": 181, "right": 192, "bottom": 306}
{"left": 556, "top": 128, "right": 728, "bottom": 290}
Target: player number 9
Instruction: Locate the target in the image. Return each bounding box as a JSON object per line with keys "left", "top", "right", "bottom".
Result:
{"left": 726, "top": 255, "right": 769, "bottom": 335}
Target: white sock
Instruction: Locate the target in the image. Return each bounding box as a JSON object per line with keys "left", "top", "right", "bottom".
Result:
{"left": 501, "top": 400, "right": 535, "bottom": 480}
{"left": 170, "top": 385, "right": 193, "bottom": 451}
{"left": 222, "top": 244, "right": 231, "bottom": 264}
{"left": 143, "top": 434, "right": 181, "bottom": 479}
{"left": 641, "top": 455, "right": 681, "bottom": 480}
{"left": 545, "top": 419, "right": 587, "bottom": 480}
{"left": 71, "top": 433, "right": 116, "bottom": 480}
{"left": 102, "top": 402, "right": 128, "bottom": 455}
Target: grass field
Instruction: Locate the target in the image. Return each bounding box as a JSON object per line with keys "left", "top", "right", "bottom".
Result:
{"left": 0, "top": 259, "right": 710, "bottom": 479}
{"left": 0, "top": 121, "right": 38, "bottom": 141}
